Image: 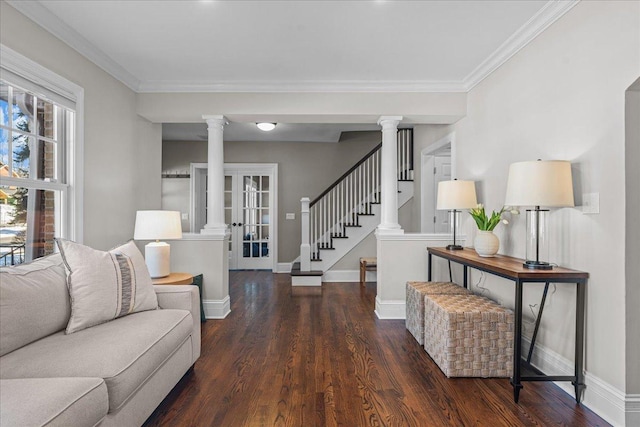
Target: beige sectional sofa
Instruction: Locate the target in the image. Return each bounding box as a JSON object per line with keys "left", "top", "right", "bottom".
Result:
{"left": 0, "top": 253, "right": 201, "bottom": 427}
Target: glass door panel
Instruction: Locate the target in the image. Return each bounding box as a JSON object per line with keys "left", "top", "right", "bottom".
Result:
{"left": 238, "top": 174, "right": 270, "bottom": 269}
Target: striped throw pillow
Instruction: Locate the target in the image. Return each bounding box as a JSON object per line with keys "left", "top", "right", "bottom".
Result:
{"left": 56, "top": 239, "right": 158, "bottom": 334}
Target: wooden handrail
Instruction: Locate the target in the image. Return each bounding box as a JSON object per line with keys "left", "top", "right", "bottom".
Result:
{"left": 310, "top": 142, "right": 382, "bottom": 207}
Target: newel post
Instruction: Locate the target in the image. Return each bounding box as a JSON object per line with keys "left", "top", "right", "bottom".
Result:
{"left": 300, "top": 197, "right": 311, "bottom": 272}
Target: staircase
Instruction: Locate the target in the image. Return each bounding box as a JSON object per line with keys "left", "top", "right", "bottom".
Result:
{"left": 292, "top": 130, "right": 414, "bottom": 284}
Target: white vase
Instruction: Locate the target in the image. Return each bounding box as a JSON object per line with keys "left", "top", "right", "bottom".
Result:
{"left": 474, "top": 230, "right": 499, "bottom": 257}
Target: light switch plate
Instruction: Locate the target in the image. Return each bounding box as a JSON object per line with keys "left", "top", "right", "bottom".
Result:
{"left": 181, "top": 212, "right": 189, "bottom": 220}
{"left": 286, "top": 213, "right": 295, "bottom": 220}
{"left": 582, "top": 192, "right": 600, "bottom": 214}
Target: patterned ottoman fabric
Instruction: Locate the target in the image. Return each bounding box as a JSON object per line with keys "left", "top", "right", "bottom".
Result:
{"left": 405, "top": 281, "right": 470, "bottom": 345}
{"left": 423, "top": 294, "right": 514, "bottom": 378}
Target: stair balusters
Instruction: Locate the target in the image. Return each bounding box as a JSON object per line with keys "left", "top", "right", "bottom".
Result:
{"left": 300, "top": 130, "right": 413, "bottom": 271}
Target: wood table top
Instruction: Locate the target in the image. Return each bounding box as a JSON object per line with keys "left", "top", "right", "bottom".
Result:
{"left": 428, "top": 247, "right": 589, "bottom": 281}
{"left": 152, "top": 272, "right": 194, "bottom": 285}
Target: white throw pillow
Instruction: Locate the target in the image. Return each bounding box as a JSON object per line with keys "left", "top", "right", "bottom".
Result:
{"left": 56, "top": 239, "right": 158, "bottom": 334}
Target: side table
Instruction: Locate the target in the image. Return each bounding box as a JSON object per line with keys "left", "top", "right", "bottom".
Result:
{"left": 152, "top": 272, "right": 194, "bottom": 286}
{"left": 152, "top": 272, "right": 206, "bottom": 322}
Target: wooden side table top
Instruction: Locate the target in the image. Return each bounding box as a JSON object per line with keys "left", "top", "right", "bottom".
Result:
{"left": 152, "top": 272, "right": 194, "bottom": 285}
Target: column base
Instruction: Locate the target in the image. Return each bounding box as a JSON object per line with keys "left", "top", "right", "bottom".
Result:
{"left": 375, "top": 225, "right": 404, "bottom": 235}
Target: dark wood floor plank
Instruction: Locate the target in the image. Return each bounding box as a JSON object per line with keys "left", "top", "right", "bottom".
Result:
{"left": 144, "top": 271, "right": 609, "bottom": 427}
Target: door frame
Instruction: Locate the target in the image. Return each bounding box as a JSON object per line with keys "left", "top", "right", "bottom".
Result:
{"left": 190, "top": 162, "right": 278, "bottom": 272}
{"left": 421, "top": 132, "right": 457, "bottom": 233}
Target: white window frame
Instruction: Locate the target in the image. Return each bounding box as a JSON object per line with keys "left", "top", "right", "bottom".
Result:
{"left": 0, "top": 44, "right": 84, "bottom": 244}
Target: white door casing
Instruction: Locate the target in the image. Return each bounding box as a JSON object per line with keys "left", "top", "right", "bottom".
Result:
{"left": 421, "top": 133, "right": 456, "bottom": 234}
{"left": 191, "top": 163, "right": 278, "bottom": 271}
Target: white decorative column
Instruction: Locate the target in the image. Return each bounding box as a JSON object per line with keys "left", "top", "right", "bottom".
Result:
{"left": 201, "top": 115, "right": 228, "bottom": 236}
{"left": 376, "top": 116, "right": 404, "bottom": 235}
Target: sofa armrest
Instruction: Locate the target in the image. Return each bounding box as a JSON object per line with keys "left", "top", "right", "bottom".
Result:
{"left": 153, "top": 285, "right": 201, "bottom": 363}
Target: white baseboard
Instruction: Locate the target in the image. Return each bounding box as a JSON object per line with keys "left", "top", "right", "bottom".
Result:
{"left": 374, "top": 296, "right": 405, "bottom": 319}
{"left": 203, "top": 296, "right": 231, "bottom": 319}
{"left": 276, "top": 262, "right": 292, "bottom": 273}
{"left": 323, "top": 269, "right": 377, "bottom": 283}
{"left": 627, "top": 395, "right": 640, "bottom": 426}
{"left": 523, "top": 336, "right": 636, "bottom": 426}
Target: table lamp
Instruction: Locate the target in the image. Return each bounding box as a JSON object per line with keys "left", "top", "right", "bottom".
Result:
{"left": 504, "top": 160, "right": 574, "bottom": 269}
{"left": 134, "top": 210, "right": 182, "bottom": 278}
{"left": 437, "top": 179, "right": 478, "bottom": 250}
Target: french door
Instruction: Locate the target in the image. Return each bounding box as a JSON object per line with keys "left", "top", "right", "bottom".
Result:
{"left": 224, "top": 164, "right": 277, "bottom": 270}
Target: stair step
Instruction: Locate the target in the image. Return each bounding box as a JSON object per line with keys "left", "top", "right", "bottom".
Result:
{"left": 331, "top": 235, "right": 348, "bottom": 239}
{"left": 357, "top": 213, "right": 375, "bottom": 216}
{"left": 398, "top": 179, "right": 414, "bottom": 182}
{"left": 290, "top": 268, "right": 323, "bottom": 276}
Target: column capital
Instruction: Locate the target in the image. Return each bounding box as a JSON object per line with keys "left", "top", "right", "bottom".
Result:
{"left": 377, "top": 116, "right": 403, "bottom": 128}
{"left": 203, "top": 115, "right": 227, "bottom": 129}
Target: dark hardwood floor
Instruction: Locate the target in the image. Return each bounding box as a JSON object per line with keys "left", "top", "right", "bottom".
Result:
{"left": 144, "top": 271, "right": 609, "bottom": 427}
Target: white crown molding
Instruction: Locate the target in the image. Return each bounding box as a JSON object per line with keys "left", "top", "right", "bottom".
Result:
{"left": 136, "top": 80, "right": 468, "bottom": 93}
{"left": 9, "top": 0, "right": 578, "bottom": 94}
{"left": 463, "top": 0, "right": 580, "bottom": 90}
{"left": 7, "top": 0, "right": 141, "bottom": 92}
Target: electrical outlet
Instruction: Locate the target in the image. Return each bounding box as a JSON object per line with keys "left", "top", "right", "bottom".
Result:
{"left": 181, "top": 212, "right": 189, "bottom": 221}
{"left": 582, "top": 192, "right": 600, "bottom": 214}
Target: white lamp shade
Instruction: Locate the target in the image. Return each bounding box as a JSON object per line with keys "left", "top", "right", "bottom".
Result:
{"left": 504, "top": 160, "right": 574, "bottom": 207}
{"left": 436, "top": 180, "right": 478, "bottom": 210}
{"left": 133, "top": 210, "right": 183, "bottom": 240}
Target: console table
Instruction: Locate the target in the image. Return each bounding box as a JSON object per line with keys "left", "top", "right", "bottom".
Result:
{"left": 427, "top": 247, "right": 588, "bottom": 403}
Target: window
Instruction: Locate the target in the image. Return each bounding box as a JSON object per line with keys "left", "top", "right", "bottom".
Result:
{"left": 0, "top": 45, "right": 83, "bottom": 266}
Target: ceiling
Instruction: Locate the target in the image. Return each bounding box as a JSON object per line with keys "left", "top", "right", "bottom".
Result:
{"left": 8, "top": 0, "right": 576, "bottom": 142}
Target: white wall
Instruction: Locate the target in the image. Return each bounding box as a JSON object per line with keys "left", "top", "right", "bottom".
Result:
{"left": 412, "top": 1, "right": 638, "bottom": 422}
{"left": 0, "top": 3, "right": 162, "bottom": 249}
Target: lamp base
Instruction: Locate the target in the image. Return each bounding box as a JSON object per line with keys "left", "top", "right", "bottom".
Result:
{"left": 523, "top": 260, "right": 553, "bottom": 270}
{"left": 145, "top": 242, "right": 171, "bottom": 278}
{"left": 446, "top": 244, "right": 464, "bottom": 250}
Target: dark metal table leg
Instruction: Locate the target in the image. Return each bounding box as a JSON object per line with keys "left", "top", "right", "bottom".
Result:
{"left": 463, "top": 265, "right": 468, "bottom": 289}
{"left": 428, "top": 253, "right": 432, "bottom": 281}
{"left": 573, "top": 280, "right": 586, "bottom": 403}
{"left": 527, "top": 282, "right": 550, "bottom": 364}
{"left": 511, "top": 279, "right": 524, "bottom": 402}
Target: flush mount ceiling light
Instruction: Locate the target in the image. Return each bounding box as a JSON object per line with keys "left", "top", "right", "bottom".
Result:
{"left": 256, "top": 122, "right": 276, "bottom": 131}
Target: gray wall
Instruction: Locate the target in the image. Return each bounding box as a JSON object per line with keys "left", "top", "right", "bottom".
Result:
{"left": 1, "top": 3, "right": 162, "bottom": 250}
{"left": 626, "top": 79, "right": 640, "bottom": 397}
{"left": 162, "top": 131, "right": 381, "bottom": 262}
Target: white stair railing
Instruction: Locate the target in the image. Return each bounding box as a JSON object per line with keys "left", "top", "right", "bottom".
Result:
{"left": 299, "top": 129, "right": 413, "bottom": 272}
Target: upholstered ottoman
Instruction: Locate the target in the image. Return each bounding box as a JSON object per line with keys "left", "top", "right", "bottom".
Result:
{"left": 424, "top": 294, "right": 514, "bottom": 378}
{"left": 405, "top": 281, "right": 470, "bottom": 345}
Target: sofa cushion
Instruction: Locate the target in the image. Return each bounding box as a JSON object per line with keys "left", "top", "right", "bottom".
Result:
{"left": 0, "top": 377, "right": 108, "bottom": 427}
{"left": 56, "top": 239, "right": 158, "bottom": 333}
{"left": 0, "top": 254, "right": 70, "bottom": 356}
{"left": 0, "top": 309, "right": 192, "bottom": 412}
